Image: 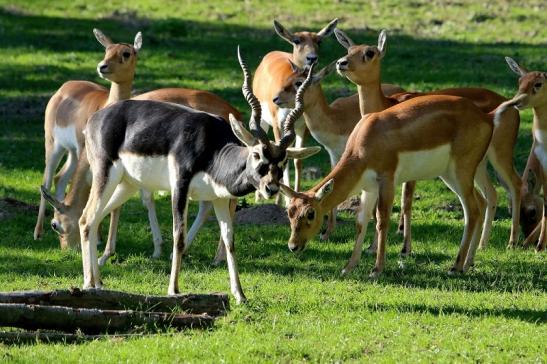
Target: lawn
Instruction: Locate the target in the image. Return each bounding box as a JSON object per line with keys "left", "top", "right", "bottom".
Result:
{"left": 0, "top": 0, "right": 546, "bottom": 362}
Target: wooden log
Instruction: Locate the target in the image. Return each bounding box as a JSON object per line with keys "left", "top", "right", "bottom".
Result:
{"left": 0, "top": 331, "right": 157, "bottom": 344}
{"left": 0, "top": 303, "right": 215, "bottom": 334}
{"left": 0, "top": 288, "right": 229, "bottom": 316}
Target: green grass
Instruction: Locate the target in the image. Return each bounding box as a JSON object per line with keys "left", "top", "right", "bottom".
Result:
{"left": 0, "top": 0, "right": 546, "bottom": 362}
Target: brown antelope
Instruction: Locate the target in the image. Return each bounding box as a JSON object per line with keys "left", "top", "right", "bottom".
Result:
{"left": 279, "top": 61, "right": 404, "bottom": 241}
{"left": 504, "top": 57, "right": 547, "bottom": 252}
{"left": 40, "top": 32, "right": 243, "bottom": 263}
{"left": 334, "top": 28, "right": 522, "bottom": 252}
{"left": 281, "top": 91, "right": 503, "bottom": 277}
{"left": 252, "top": 19, "right": 338, "bottom": 202}
{"left": 34, "top": 29, "right": 163, "bottom": 252}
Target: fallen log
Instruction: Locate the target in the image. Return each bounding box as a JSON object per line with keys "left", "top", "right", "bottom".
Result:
{"left": 0, "top": 331, "right": 159, "bottom": 344}
{"left": 0, "top": 303, "right": 215, "bottom": 334}
{"left": 0, "top": 288, "right": 229, "bottom": 316}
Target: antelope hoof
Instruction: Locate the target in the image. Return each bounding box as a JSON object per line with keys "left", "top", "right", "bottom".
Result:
{"left": 211, "top": 258, "right": 225, "bottom": 267}
{"left": 368, "top": 269, "right": 381, "bottom": 280}
{"left": 396, "top": 226, "right": 404, "bottom": 235}
{"left": 168, "top": 286, "right": 179, "bottom": 296}
{"left": 33, "top": 229, "right": 43, "bottom": 241}
{"left": 234, "top": 292, "right": 248, "bottom": 305}
{"left": 319, "top": 233, "right": 330, "bottom": 242}
{"left": 365, "top": 245, "right": 377, "bottom": 255}
{"left": 448, "top": 266, "right": 464, "bottom": 276}
{"left": 98, "top": 255, "right": 109, "bottom": 267}
{"left": 535, "top": 245, "right": 545, "bottom": 253}
{"left": 152, "top": 250, "right": 161, "bottom": 259}
{"left": 400, "top": 248, "right": 411, "bottom": 257}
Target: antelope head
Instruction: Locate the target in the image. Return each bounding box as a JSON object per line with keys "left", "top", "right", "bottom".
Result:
{"left": 334, "top": 29, "right": 387, "bottom": 86}
{"left": 40, "top": 186, "right": 80, "bottom": 250}
{"left": 94, "top": 28, "right": 142, "bottom": 84}
{"left": 273, "top": 18, "right": 338, "bottom": 67}
{"left": 280, "top": 180, "right": 335, "bottom": 252}
{"left": 504, "top": 57, "right": 547, "bottom": 110}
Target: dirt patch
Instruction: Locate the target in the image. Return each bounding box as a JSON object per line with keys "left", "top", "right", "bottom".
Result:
{"left": 0, "top": 198, "right": 38, "bottom": 220}
{"left": 235, "top": 204, "right": 288, "bottom": 225}
{"left": 337, "top": 196, "right": 361, "bottom": 214}
{"left": 102, "top": 9, "right": 151, "bottom": 29}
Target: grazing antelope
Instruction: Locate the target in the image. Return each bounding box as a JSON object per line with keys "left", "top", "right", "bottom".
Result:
{"left": 281, "top": 92, "right": 502, "bottom": 277}
{"left": 504, "top": 57, "right": 547, "bottom": 252}
{"left": 279, "top": 61, "right": 405, "bottom": 241}
{"left": 252, "top": 19, "right": 337, "bottom": 202}
{"left": 334, "top": 28, "right": 522, "bottom": 252}
{"left": 34, "top": 29, "right": 163, "bottom": 252}
{"left": 77, "top": 49, "right": 320, "bottom": 303}
{"left": 41, "top": 31, "right": 243, "bottom": 261}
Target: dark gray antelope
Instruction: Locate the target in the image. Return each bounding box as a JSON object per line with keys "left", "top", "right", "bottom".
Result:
{"left": 78, "top": 48, "right": 319, "bottom": 303}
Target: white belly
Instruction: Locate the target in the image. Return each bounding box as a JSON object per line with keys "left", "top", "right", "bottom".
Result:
{"left": 119, "top": 153, "right": 234, "bottom": 200}
{"left": 120, "top": 153, "right": 171, "bottom": 191}
{"left": 394, "top": 144, "right": 451, "bottom": 184}
{"left": 309, "top": 129, "right": 347, "bottom": 160}
{"left": 533, "top": 136, "right": 547, "bottom": 171}
{"left": 348, "top": 169, "right": 379, "bottom": 197}
{"left": 53, "top": 125, "right": 79, "bottom": 152}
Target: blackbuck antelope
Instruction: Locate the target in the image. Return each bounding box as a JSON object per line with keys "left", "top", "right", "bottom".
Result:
{"left": 504, "top": 57, "right": 547, "bottom": 252}
{"left": 281, "top": 92, "right": 507, "bottom": 277}
{"left": 34, "top": 29, "right": 162, "bottom": 252}
{"left": 77, "top": 49, "right": 320, "bottom": 303}
{"left": 40, "top": 30, "right": 242, "bottom": 261}
{"left": 252, "top": 19, "right": 338, "bottom": 202}
{"left": 334, "top": 28, "right": 522, "bottom": 252}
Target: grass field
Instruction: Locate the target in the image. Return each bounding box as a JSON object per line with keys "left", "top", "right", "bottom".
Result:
{"left": 0, "top": 0, "right": 546, "bottom": 362}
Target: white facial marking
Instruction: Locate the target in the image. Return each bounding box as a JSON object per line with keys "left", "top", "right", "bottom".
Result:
{"left": 394, "top": 144, "right": 451, "bottom": 184}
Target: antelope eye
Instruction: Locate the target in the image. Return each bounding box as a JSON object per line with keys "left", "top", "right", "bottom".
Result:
{"left": 365, "top": 50, "right": 375, "bottom": 59}
{"left": 295, "top": 81, "right": 303, "bottom": 88}
{"left": 534, "top": 82, "right": 542, "bottom": 88}
{"left": 306, "top": 209, "right": 315, "bottom": 220}
{"left": 293, "top": 38, "right": 301, "bottom": 45}
{"left": 252, "top": 152, "right": 260, "bottom": 160}
{"left": 123, "top": 51, "right": 131, "bottom": 58}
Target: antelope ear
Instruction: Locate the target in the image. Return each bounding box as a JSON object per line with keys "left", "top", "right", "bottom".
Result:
{"left": 312, "top": 61, "right": 337, "bottom": 84}
{"left": 377, "top": 29, "right": 387, "bottom": 58}
{"left": 279, "top": 183, "right": 299, "bottom": 199}
{"left": 505, "top": 56, "right": 528, "bottom": 77}
{"left": 229, "top": 114, "right": 256, "bottom": 147}
{"left": 334, "top": 28, "right": 354, "bottom": 50}
{"left": 273, "top": 20, "right": 295, "bottom": 45}
{"left": 317, "top": 18, "right": 339, "bottom": 39}
{"left": 40, "top": 185, "right": 66, "bottom": 213}
{"left": 314, "top": 179, "right": 334, "bottom": 201}
{"left": 133, "top": 31, "right": 143, "bottom": 52}
{"left": 286, "top": 146, "right": 321, "bottom": 160}
{"left": 527, "top": 169, "right": 541, "bottom": 195}
{"left": 288, "top": 59, "right": 300, "bottom": 73}
{"left": 93, "top": 28, "right": 113, "bottom": 48}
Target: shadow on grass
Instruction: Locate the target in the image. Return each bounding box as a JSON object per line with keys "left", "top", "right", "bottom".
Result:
{"left": 363, "top": 301, "right": 546, "bottom": 324}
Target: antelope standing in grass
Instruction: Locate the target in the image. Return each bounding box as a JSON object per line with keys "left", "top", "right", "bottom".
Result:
{"left": 333, "top": 29, "right": 522, "bottom": 252}
{"left": 276, "top": 61, "right": 405, "bottom": 241}
{"left": 252, "top": 19, "right": 337, "bottom": 202}
{"left": 34, "top": 29, "right": 163, "bottom": 251}
{"left": 41, "top": 30, "right": 243, "bottom": 262}
{"left": 280, "top": 91, "right": 507, "bottom": 277}
{"left": 77, "top": 49, "right": 320, "bottom": 303}
{"left": 504, "top": 57, "right": 547, "bottom": 252}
